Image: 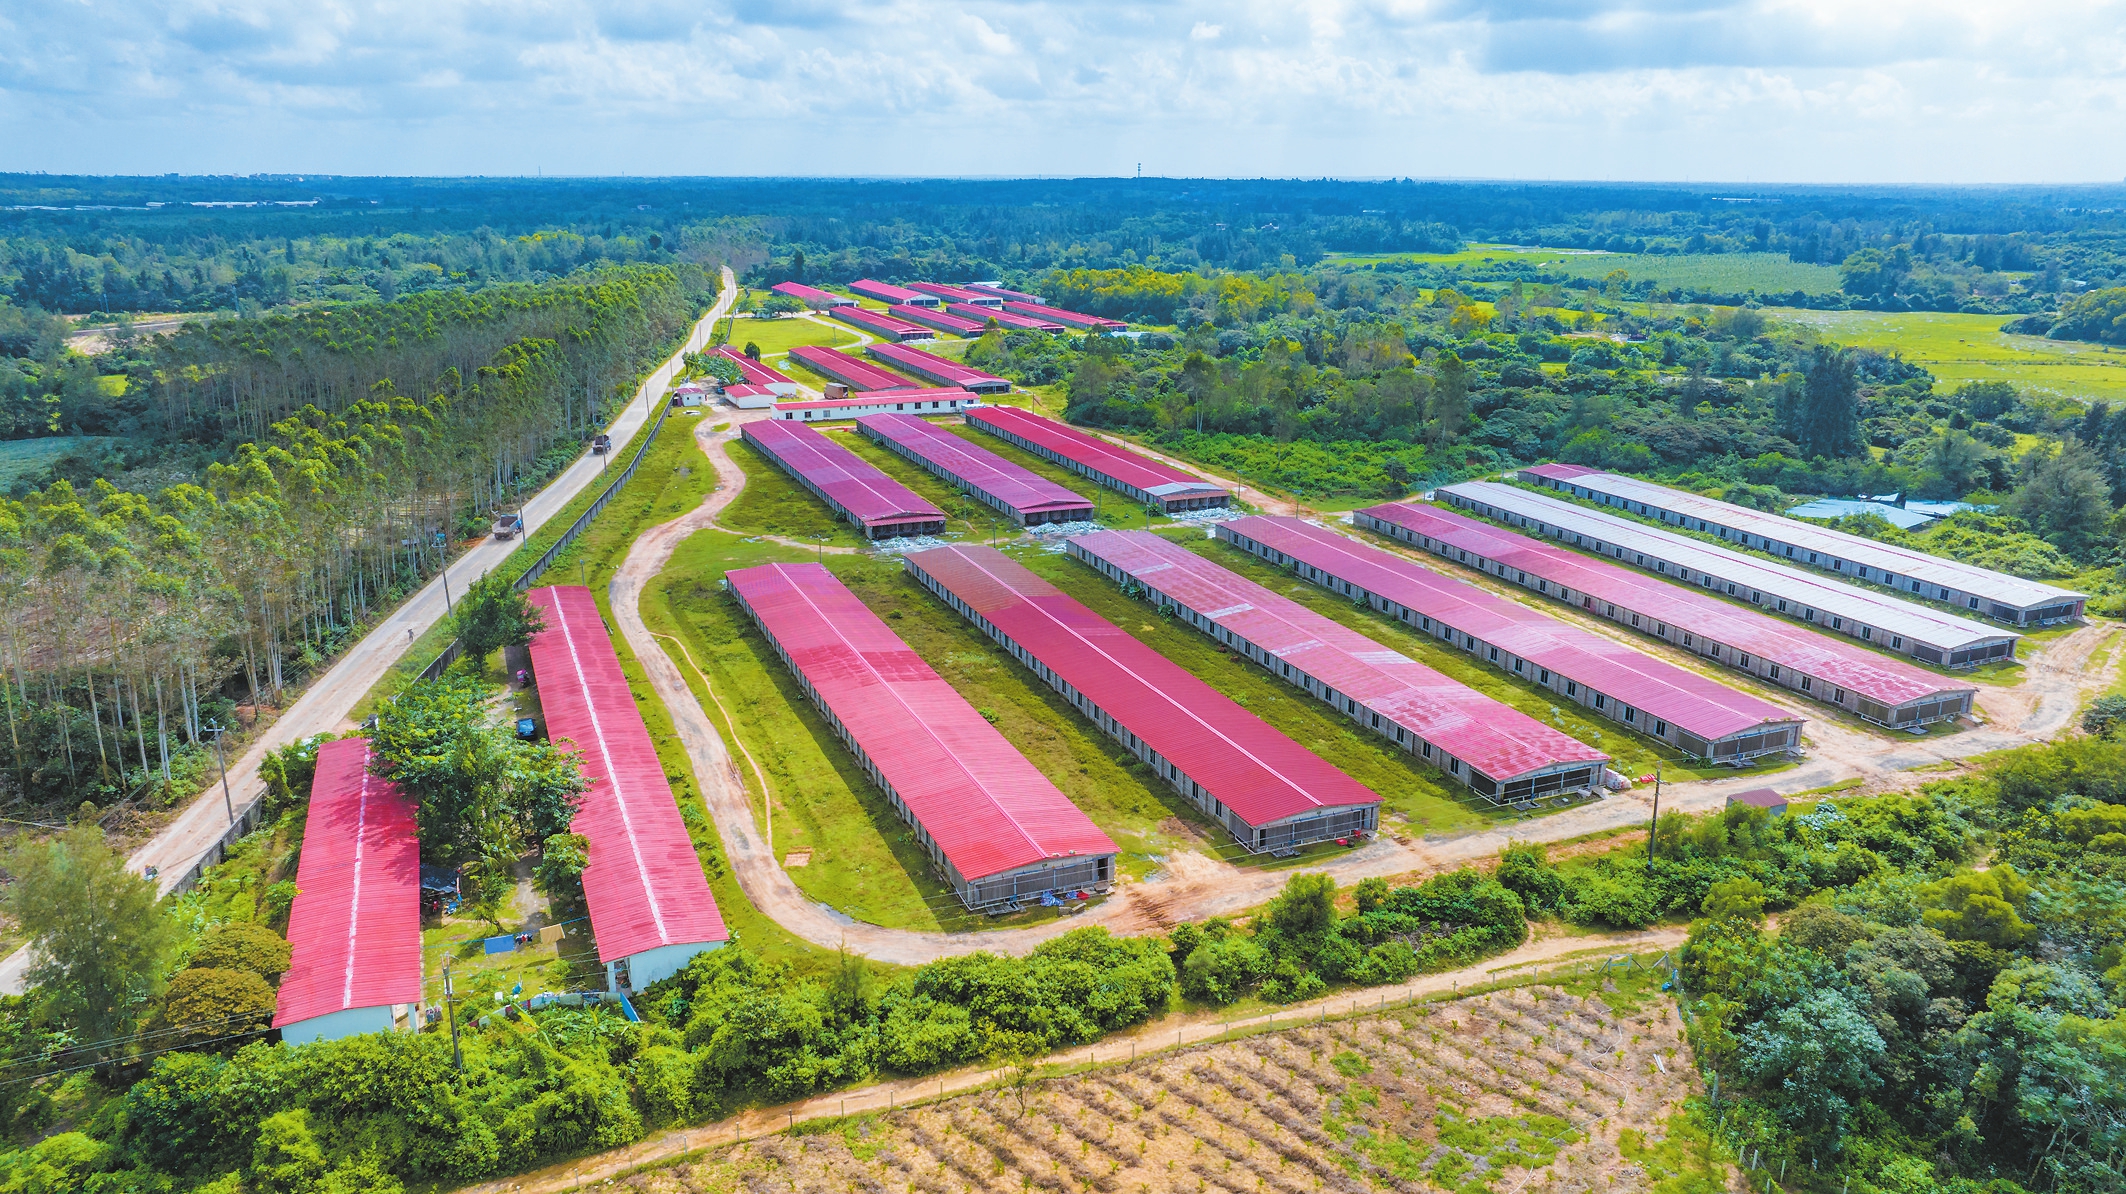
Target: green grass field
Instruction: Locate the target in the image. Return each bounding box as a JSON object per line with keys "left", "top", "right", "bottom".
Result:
{"left": 726, "top": 314, "right": 865, "bottom": 361}
{"left": 1327, "top": 247, "right": 1846, "bottom": 296}
{"left": 0, "top": 436, "right": 108, "bottom": 489}
{"left": 1764, "top": 307, "right": 2126, "bottom": 404}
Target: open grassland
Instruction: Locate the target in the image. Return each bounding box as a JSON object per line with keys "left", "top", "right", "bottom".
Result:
{"left": 717, "top": 438, "right": 872, "bottom": 549}
{"left": 1177, "top": 534, "right": 1759, "bottom": 787}
{"left": 1767, "top": 307, "right": 2126, "bottom": 404}
{"left": 639, "top": 978, "right": 1722, "bottom": 1194}
{"left": 0, "top": 435, "right": 109, "bottom": 489}
{"left": 727, "top": 314, "right": 866, "bottom": 360}
{"left": 1330, "top": 246, "right": 1845, "bottom": 296}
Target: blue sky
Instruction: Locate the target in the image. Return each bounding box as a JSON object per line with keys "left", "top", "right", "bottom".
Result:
{"left": 2, "top": 0, "right": 2120, "bottom": 181}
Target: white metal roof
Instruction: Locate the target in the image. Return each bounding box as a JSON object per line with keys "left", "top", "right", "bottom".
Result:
{"left": 1522, "top": 466, "right": 2083, "bottom": 611}
{"left": 1439, "top": 482, "right": 2019, "bottom": 655}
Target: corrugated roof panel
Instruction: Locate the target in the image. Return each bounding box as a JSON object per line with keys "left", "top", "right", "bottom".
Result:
{"left": 908, "top": 282, "right": 1004, "bottom": 307}
{"left": 831, "top": 307, "right": 933, "bottom": 341}
{"left": 1438, "top": 482, "right": 2016, "bottom": 654}
{"left": 904, "top": 545, "right": 1379, "bottom": 828}
{"left": 1359, "top": 500, "right": 1977, "bottom": 710}
{"left": 848, "top": 279, "right": 933, "bottom": 305}
{"left": 858, "top": 414, "right": 1093, "bottom": 520}
{"left": 865, "top": 341, "right": 1012, "bottom": 392}
{"left": 890, "top": 304, "right": 991, "bottom": 335}
{"left": 708, "top": 346, "right": 795, "bottom": 389}
{"left": 1069, "top": 531, "right": 1608, "bottom": 784}
{"left": 740, "top": 420, "right": 945, "bottom": 532}
{"left": 274, "top": 738, "right": 422, "bottom": 1028}
{"left": 963, "top": 406, "right": 1228, "bottom": 503}
{"left": 946, "top": 303, "right": 1063, "bottom": 332}
{"left": 1517, "top": 466, "right": 2083, "bottom": 610}
{"left": 1222, "top": 517, "right": 1804, "bottom": 744}
{"left": 527, "top": 587, "right": 727, "bottom": 963}
{"left": 787, "top": 345, "right": 917, "bottom": 392}
{"left": 727, "top": 563, "right": 1115, "bottom": 882}
{"left": 999, "top": 300, "right": 1126, "bottom": 330}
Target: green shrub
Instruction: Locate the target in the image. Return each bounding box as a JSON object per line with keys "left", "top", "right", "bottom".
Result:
{"left": 189, "top": 921, "right": 293, "bottom": 979}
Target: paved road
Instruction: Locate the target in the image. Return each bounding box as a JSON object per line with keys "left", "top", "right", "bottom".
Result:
{"left": 0, "top": 268, "right": 738, "bottom": 995}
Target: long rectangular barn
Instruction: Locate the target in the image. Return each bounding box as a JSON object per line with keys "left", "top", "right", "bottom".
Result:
{"left": 910, "top": 282, "right": 1004, "bottom": 307}
{"left": 1067, "top": 530, "right": 1609, "bottom": 803}
{"left": 1221, "top": 517, "right": 1806, "bottom": 763}
{"left": 1438, "top": 481, "right": 2019, "bottom": 669}
{"left": 741, "top": 420, "right": 946, "bottom": 538}
{"left": 1520, "top": 464, "right": 2086, "bottom": 626}
{"left": 527, "top": 586, "right": 728, "bottom": 992}
{"left": 1000, "top": 300, "right": 1126, "bottom": 331}
{"left": 865, "top": 341, "right": 1012, "bottom": 393}
{"left": 964, "top": 406, "right": 1229, "bottom": 512}
{"left": 948, "top": 303, "right": 1063, "bottom": 332}
{"left": 859, "top": 413, "right": 1094, "bottom": 525}
{"left": 274, "top": 738, "right": 422, "bottom": 1046}
{"left": 773, "top": 390, "right": 980, "bottom": 422}
{"left": 727, "top": 562, "right": 1117, "bottom": 910}
{"left": 904, "top": 544, "right": 1381, "bottom": 853}
{"left": 708, "top": 346, "right": 799, "bottom": 394}
{"left": 892, "top": 304, "right": 990, "bottom": 335}
{"left": 1357, "top": 501, "right": 1978, "bottom": 729}
{"left": 831, "top": 306, "right": 934, "bottom": 341}
{"left": 787, "top": 345, "right": 916, "bottom": 393}
{"left": 848, "top": 279, "right": 940, "bottom": 307}
{"left": 770, "top": 282, "right": 854, "bottom": 308}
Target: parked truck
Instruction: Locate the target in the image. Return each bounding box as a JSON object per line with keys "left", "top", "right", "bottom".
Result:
{"left": 491, "top": 512, "right": 524, "bottom": 540}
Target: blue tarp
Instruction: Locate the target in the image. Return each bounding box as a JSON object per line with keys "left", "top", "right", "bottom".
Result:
{"left": 482, "top": 935, "right": 516, "bottom": 955}
{"left": 1783, "top": 498, "right": 1932, "bottom": 530}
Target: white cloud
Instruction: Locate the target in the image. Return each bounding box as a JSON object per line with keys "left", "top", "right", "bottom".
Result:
{"left": 0, "top": 0, "right": 2120, "bottom": 180}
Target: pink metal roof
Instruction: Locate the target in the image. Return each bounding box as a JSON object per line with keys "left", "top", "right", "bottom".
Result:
{"left": 770, "top": 281, "right": 853, "bottom": 307}
{"left": 1224, "top": 517, "right": 1801, "bottom": 744}
{"left": 776, "top": 389, "right": 976, "bottom": 414}
{"left": 964, "top": 406, "right": 1229, "bottom": 503}
{"left": 708, "top": 346, "right": 794, "bottom": 389}
{"left": 909, "top": 282, "right": 1004, "bottom": 307}
{"left": 1000, "top": 300, "right": 1126, "bottom": 330}
{"left": 727, "top": 563, "right": 1116, "bottom": 882}
{"left": 274, "top": 738, "right": 421, "bottom": 1028}
{"left": 787, "top": 344, "right": 917, "bottom": 392}
{"left": 740, "top": 420, "right": 946, "bottom": 532}
{"left": 865, "top": 342, "right": 1011, "bottom": 392}
{"left": 891, "top": 304, "right": 990, "bottom": 335}
{"left": 831, "top": 306, "right": 935, "bottom": 341}
{"left": 968, "top": 283, "right": 1044, "bottom": 304}
{"left": 849, "top": 279, "right": 936, "bottom": 305}
{"left": 1523, "top": 463, "right": 1603, "bottom": 482}
{"left": 858, "top": 413, "right": 1094, "bottom": 521}
{"left": 903, "top": 545, "right": 1380, "bottom": 828}
{"left": 1357, "top": 501, "right": 1973, "bottom": 710}
{"left": 947, "top": 303, "right": 1064, "bottom": 332}
{"left": 527, "top": 587, "right": 727, "bottom": 963}
{"left": 1068, "top": 531, "right": 1608, "bottom": 784}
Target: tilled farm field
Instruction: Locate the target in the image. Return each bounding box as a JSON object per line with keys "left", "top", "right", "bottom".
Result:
{"left": 635, "top": 985, "right": 1726, "bottom": 1194}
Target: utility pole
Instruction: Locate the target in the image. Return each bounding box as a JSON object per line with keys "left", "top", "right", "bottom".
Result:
{"left": 443, "top": 965, "right": 464, "bottom": 1073}
{"left": 207, "top": 722, "right": 234, "bottom": 826}
{"left": 1647, "top": 765, "right": 1662, "bottom": 866}
{"left": 442, "top": 563, "right": 454, "bottom": 614}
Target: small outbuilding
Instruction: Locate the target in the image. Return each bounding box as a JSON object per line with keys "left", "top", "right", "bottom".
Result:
{"left": 1726, "top": 788, "right": 1789, "bottom": 817}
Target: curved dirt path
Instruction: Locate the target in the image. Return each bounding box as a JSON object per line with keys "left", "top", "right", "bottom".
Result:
{"left": 609, "top": 422, "right": 1845, "bottom": 961}
{"left": 452, "top": 921, "right": 1687, "bottom": 1194}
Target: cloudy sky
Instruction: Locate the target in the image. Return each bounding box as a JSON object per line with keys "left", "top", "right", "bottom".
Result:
{"left": 3, "top": 0, "right": 2122, "bottom": 181}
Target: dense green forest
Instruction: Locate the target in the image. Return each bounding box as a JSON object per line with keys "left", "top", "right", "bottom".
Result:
{"left": 0, "top": 263, "right": 708, "bottom": 811}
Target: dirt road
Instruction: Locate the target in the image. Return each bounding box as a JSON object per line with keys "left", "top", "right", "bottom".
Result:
{"left": 0, "top": 269, "right": 739, "bottom": 995}
{"left": 451, "top": 922, "right": 1687, "bottom": 1194}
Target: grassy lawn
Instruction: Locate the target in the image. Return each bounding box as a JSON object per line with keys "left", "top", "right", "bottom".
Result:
{"left": 1765, "top": 307, "right": 2126, "bottom": 404}
{"left": 726, "top": 314, "right": 864, "bottom": 360}
{"left": 0, "top": 436, "right": 110, "bottom": 489}
{"left": 1326, "top": 247, "right": 1846, "bottom": 296}
{"left": 718, "top": 438, "right": 871, "bottom": 549}
{"left": 1170, "top": 533, "right": 1771, "bottom": 787}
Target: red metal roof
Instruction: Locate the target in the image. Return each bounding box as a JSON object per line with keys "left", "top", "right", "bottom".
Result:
{"left": 274, "top": 738, "right": 421, "bottom": 1028}
{"left": 903, "top": 545, "right": 1380, "bottom": 828}
{"left": 1000, "top": 300, "right": 1126, "bottom": 330}
{"left": 964, "top": 406, "right": 1229, "bottom": 504}
{"left": 727, "top": 563, "right": 1116, "bottom": 883}
{"left": 770, "top": 281, "right": 853, "bottom": 307}
{"left": 967, "top": 283, "right": 1044, "bottom": 304}
{"left": 947, "top": 303, "right": 1064, "bottom": 332}
{"left": 1358, "top": 501, "right": 1971, "bottom": 710}
{"left": 741, "top": 420, "right": 946, "bottom": 533}
{"left": 708, "top": 346, "right": 794, "bottom": 389}
{"left": 1224, "top": 517, "right": 1802, "bottom": 744}
{"left": 891, "top": 304, "right": 990, "bottom": 335}
{"left": 1068, "top": 531, "right": 1608, "bottom": 785}
{"left": 527, "top": 587, "right": 727, "bottom": 963}
{"left": 787, "top": 344, "right": 916, "bottom": 392}
{"left": 909, "top": 282, "right": 1004, "bottom": 307}
{"left": 849, "top": 279, "right": 936, "bottom": 306}
{"left": 831, "top": 306, "right": 935, "bottom": 341}
{"left": 858, "top": 414, "right": 1094, "bottom": 521}
{"left": 864, "top": 342, "right": 1011, "bottom": 392}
